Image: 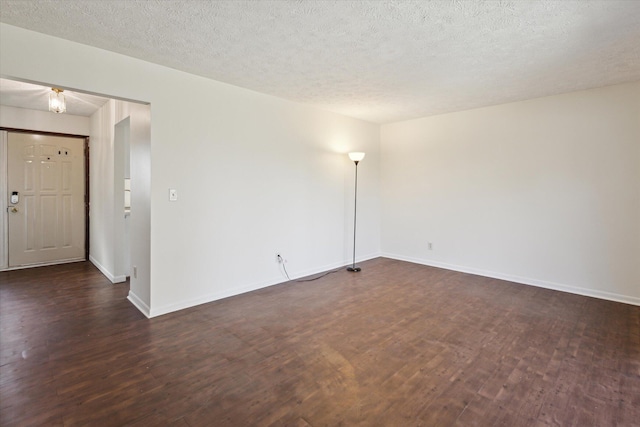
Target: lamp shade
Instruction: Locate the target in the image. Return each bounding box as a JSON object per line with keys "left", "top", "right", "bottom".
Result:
{"left": 49, "top": 88, "right": 66, "bottom": 113}
{"left": 348, "top": 152, "right": 365, "bottom": 162}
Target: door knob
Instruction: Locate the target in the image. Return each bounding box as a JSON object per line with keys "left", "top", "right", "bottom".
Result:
{"left": 9, "top": 207, "right": 18, "bottom": 213}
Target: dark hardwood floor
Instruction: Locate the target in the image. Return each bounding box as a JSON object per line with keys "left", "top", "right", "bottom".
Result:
{"left": 1, "top": 259, "right": 638, "bottom": 426}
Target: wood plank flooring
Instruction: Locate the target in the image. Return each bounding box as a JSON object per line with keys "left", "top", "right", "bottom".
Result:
{"left": 1, "top": 258, "right": 639, "bottom": 426}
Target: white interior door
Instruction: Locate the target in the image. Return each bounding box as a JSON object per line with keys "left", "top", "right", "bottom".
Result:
{"left": 7, "top": 132, "right": 86, "bottom": 267}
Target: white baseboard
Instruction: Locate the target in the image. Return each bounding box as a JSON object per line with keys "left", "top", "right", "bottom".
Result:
{"left": 127, "top": 290, "right": 150, "bottom": 318}
{"left": 288, "top": 252, "right": 379, "bottom": 281}
{"left": 149, "top": 252, "right": 381, "bottom": 318}
{"left": 149, "top": 276, "right": 283, "bottom": 318}
{"left": 381, "top": 252, "right": 640, "bottom": 307}
{"left": 89, "top": 255, "right": 126, "bottom": 284}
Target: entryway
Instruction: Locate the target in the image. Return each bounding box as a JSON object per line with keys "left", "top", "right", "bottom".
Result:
{"left": 0, "top": 78, "right": 151, "bottom": 317}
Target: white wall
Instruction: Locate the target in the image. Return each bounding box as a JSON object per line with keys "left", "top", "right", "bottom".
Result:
{"left": 381, "top": 81, "right": 640, "bottom": 305}
{"left": 149, "top": 82, "right": 381, "bottom": 316}
{"left": 89, "top": 99, "right": 151, "bottom": 317}
{"left": 0, "top": 24, "right": 381, "bottom": 317}
{"left": 119, "top": 102, "right": 151, "bottom": 314}
{"left": 113, "top": 116, "right": 130, "bottom": 280}
{"left": 89, "top": 100, "right": 116, "bottom": 281}
{"left": 0, "top": 105, "right": 90, "bottom": 135}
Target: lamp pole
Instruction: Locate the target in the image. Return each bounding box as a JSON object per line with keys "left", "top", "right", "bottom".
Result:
{"left": 347, "top": 152, "right": 365, "bottom": 272}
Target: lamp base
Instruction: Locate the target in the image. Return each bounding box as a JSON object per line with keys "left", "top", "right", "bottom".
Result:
{"left": 347, "top": 266, "right": 361, "bottom": 272}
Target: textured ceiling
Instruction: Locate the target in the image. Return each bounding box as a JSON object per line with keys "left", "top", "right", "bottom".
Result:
{"left": 1, "top": 0, "right": 639, "bottom": 123}
{"left": 0, "top": 78, "right": 110, "bottom": 116}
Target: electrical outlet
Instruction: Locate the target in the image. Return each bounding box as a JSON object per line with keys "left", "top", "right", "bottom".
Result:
{"left": 133, "top": 266, "right": 137, "bottom": 278}
{"left": 428, "top": 242, "right": 433, "bottom": 250}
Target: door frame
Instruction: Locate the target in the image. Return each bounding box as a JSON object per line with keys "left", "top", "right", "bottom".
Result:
{"left": 1, "top": 127, "right": 90, "bottom": 269}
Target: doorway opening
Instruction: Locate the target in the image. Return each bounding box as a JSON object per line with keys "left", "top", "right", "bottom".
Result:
{"left": 0, "top": 77, "right": 151, "bottom": 316}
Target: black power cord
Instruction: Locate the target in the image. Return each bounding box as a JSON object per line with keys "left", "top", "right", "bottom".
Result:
{"left": 278, "top": 255, "right": 342, "bottom": 282}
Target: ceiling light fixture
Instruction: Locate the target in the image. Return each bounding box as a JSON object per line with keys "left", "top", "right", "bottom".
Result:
{"left": 49, "top": 88, "right": 66, "bottom": 113}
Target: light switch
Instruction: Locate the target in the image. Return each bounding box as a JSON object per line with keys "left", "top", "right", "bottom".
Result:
{"left": 169, "top": 188, "right": 178, "bottom": 201}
